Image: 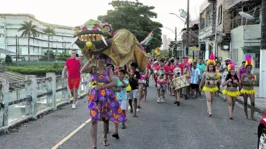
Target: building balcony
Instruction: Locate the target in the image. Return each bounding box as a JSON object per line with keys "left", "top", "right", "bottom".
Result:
{"left": 231, "top": 24, "right": 260, "bottom": 53}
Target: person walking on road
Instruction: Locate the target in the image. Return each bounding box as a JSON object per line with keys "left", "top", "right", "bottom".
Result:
{"left": 221, "top": 61, "right": 240, "bottom": 120}
{"left": 190, "top": 62, "right": 201, "bottom": 98}
{"left": 86, "top": 54, "right": 125, "bottom": 149}
{"left": 62, "top": 50, "right": 81, "bottom": 109}
{"left": 200, "top": 54, "right": 220, "bottom": 117}
{"left": 128, "top": 63, "right": 140, "bottom": 117}
{"left": 240, "top": 56, "right": 257, "bottom": 121}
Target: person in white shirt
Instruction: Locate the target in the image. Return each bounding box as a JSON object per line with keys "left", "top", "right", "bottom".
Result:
{"left": 190, "top": 62, "right": 201, "bottom": 98}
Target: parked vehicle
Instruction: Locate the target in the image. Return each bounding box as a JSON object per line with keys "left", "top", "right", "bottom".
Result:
{"left": 257, "top": 111, "right": 266, "bottom": 149}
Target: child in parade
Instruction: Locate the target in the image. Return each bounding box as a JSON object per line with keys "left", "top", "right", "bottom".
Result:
{"left": 200, "top": 54, "right": 220, "bottom": 117}
{"left": 114, "top": 69, "right": 129, "bottom": 129}
{"left": 240, "top": 56, "right": 257, "bottom": 120}
{"left": 128, "top": 63, "right": 140, "bottom": 117}
{"left": 155, "top": 59, "right": 168, "bottom": 103}
{"left": 221, "top": 61, "right": 240, "bottom": 120}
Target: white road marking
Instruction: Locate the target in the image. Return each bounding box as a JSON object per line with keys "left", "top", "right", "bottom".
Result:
{"left": 51, "top": 118, "right": 91, "bottom": 149}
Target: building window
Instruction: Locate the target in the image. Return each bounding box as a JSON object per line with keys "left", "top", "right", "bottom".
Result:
{"left": 218, "top": 5, "right": 223, "bottom": 25}
{"left": 255, "top": 53, "right": 260, "bottom": 68}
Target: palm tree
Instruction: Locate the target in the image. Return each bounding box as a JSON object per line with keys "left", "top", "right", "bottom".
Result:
{"left": 18, "top": 21, "right": 38, "bottom": 61}
{"left": 43, "top": 27, "right": 55, "bottom": 61}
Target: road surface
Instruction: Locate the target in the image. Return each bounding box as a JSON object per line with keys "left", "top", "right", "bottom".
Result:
{"left": 0, "top": 87, "right": 259, "bottom": 149}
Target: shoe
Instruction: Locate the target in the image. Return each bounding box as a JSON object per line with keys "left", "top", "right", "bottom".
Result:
{"left": 72, "top": 104, "right": 76, "bottom": 109}
{"left": 137, "top": 105, "right": 141, "bottom": 109}
{"left": 161, "top": 98, "right": 165, "bottom": 103}
{"left": 177, "top": 101, "right": 180, "bottom": 106}
{"left": 137, "top": 108, "right": 140, "bottom": 112}
{"left": 157, "top": 98, "right": 161, "bottom": 103}
{"left": 128, "top": 106, "right": 131, "bottom": 110}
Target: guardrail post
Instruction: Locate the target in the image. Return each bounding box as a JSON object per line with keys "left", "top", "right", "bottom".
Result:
{"left": 62, "top": 78, "right": 70, "bottom": 103}
{"left": 46, "top": 73, "right": 56, "bottom": 110}
{"left": 0, "top": 77, "right": 9, "bottom": 127}
{"left": 25, "top": 75, "right": 37, "bottom": 118}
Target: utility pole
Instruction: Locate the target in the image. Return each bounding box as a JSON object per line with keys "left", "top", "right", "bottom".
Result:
{"left": 186, "top": 0, "right": 190, "bottom": 56}
{"left": 16, "top": 35, "right": 18, "bottom": 62}
{"left": 174, "top": 27, "right": 177, "bottom": 57}
{"left": 259, "top": 0, "right": 266, "bottom": 98}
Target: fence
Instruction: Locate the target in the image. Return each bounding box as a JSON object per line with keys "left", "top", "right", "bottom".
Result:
{"left": 0, "top": 73, "right": 90, "bottom": 132}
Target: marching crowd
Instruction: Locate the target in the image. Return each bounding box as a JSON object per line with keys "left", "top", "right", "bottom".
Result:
{"left": 62, "top": 50, "right": 257, "bottom": 149}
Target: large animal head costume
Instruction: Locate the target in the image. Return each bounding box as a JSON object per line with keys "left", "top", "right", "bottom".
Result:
{"left": 73, "top": 19, "right": 148, "bottom": 72}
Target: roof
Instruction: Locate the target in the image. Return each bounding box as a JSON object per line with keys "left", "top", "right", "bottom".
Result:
{"left": 0, "top": 48, "right": 15, "bottom": 54}
{"left": 227, "top": 0, "right": 260, "bottom": 10}
{"left": 199, "top": 0, "right": 211, "bottom": 13}
{"left": 0, "top": 13, "right": 74, "bottom": 30}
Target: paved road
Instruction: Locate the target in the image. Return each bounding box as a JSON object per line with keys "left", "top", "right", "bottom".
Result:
{"left": 0, "top": 87, "right": 259, "bottom": 149}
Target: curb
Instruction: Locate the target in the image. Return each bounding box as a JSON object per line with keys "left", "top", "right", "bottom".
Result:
{"left": 218, "top": 94, "right": 264, "bottom": 114}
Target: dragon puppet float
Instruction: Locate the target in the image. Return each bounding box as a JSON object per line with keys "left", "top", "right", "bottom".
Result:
{"left": 73, "top": 19, "right": 148, "bottom": 72}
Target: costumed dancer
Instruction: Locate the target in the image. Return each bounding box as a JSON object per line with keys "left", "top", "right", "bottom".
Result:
{"left": 199, "top": 54, "right": 220, "bottom": 117}
{"left": 240, "top": 56, "right": 256, "bottom": 120}
{"left": 173, "top": 67, "right": 182, "bottom": 106}
{"left": 85, "top": 54, "right": 126, "bottom": 149}
{"left": 221, "top": 61, "right": 240, "bottom": 120}
{"left": 137, "top": 59, "right": 150, "bottom": 109}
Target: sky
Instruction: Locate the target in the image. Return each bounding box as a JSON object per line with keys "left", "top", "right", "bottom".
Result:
{"left": 0, "top": 0, "right": 205, "bottom": 40}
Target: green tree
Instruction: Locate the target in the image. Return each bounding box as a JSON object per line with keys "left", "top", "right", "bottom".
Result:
{"left": 18, "top": 21, "right": 39, "bottom": 61}
{"left": 98, "top": 0, "right": 163, "bottom": 52}
{"left": 5, "top": 55, "right": 12, "bottom": 65}
{"left": 43, "top": 27, "right": 56, "bottom": 61}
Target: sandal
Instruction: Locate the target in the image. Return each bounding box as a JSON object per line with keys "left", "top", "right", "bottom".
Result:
{"left": 103, "top": 139, "right": 110, "bottom": 146}
{"left": 112, "top": 133, "right": 120, "bottom": 140}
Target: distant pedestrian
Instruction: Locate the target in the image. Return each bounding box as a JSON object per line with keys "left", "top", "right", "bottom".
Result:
{"left": 190, "top": 62, "right": 200, "bottom": 98}
{"left": 62, "top": 50, "right": 81, "bottom": 109}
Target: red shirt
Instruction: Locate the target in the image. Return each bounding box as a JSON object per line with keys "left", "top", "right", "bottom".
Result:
{"left": 178, "top": 63, "right": 185, "bottom": 74}
{"left": 66, "top": 58, "right": 81, "bottom": 79}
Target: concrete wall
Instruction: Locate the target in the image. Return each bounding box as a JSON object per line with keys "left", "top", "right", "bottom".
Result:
{"left": 231, "top": 26, "right": 244, "bottom": 65}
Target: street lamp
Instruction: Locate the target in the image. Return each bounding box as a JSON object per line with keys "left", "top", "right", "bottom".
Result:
{"left": 169, "top": 13, "right": 186, "bottom": 23}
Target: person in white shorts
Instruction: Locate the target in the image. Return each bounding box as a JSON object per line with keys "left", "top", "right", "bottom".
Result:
{"left": 115, "top": 69, "right": 129, "bottom": 129}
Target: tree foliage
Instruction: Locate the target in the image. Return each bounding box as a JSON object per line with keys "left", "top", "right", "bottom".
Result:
{"left": 18, "top": 21, "right": 39, "bottom": 61}
{"left": 98, "top": 0, "right": 163, "bottom": 52}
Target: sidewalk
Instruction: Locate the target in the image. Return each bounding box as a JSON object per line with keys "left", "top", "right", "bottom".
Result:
{"left": 219, "top": 86, "right": 266, "bottom": 113}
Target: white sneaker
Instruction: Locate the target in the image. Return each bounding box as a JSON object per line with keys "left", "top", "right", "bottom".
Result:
{"left": 128, "top": 106, "right": 131, "bottom": 110}
{"left": 72, "top": 104, "right": 76, "bottom": 109}
{"left": 137, "top": 108, "right": 140, "bottom": 112}
{"left": 161, "top": 98, "right": 165, "bottom": 103}
{"left": 157, "top": 98, "right": 161, "bottom": 103}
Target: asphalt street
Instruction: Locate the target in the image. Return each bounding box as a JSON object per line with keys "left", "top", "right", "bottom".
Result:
{"left": 0, "top": 87, "right": 259, "bottom": 149}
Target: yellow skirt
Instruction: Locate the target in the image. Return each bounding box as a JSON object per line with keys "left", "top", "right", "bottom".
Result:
{"left": 222, "top": 90, "right": 240, "bottom": 97}
{"left": 202, "top": 86, "right": 219, "bottom": 93}
{"left": 240, "top": 88, "right": 256, "bottom": 95}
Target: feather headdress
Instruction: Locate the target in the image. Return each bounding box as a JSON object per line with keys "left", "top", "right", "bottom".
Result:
{"left": 206, "top": 54, "right": 216, "bottom": 66}
{"left": 227, "top": 61, "right": 235, "bottom": 71}
{"left": 245, "top": 55, "right": 253, "bottom": 67}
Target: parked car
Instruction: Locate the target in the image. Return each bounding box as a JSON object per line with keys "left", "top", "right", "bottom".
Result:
{"left": 258, "top": 111, "right": 266, "bottom": 149}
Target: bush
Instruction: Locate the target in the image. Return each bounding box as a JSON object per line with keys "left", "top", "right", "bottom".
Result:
{"left": 7, "top": 65, "right": 64, "bottom": 76}
{"left": 5, "top": 55, "right": 12, "bottom": 65}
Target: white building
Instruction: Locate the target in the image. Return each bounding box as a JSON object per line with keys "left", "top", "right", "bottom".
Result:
{"left": 0, "top": 13, "right": 80, "bottom": 61}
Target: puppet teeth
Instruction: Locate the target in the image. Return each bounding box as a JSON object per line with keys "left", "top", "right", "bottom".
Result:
{"left": 101, "top": 35, "right": 108, "bottom": 46}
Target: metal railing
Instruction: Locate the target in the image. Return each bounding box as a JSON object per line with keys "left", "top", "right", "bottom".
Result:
{"left": 0, "top": 73, "right": 90, "bottom": 132}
